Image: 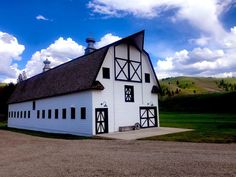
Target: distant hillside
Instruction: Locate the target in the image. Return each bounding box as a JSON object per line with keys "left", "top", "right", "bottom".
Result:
{"left": 0, "top": 83, "right": 7, "bottom": 87}
{"left": 159, "top": 76, "right": 236, "bottom": 97}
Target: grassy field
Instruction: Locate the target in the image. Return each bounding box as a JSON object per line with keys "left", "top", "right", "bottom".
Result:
{"left": 160, "top": 76, "right": 236, "bottom": 96}
{"left": 144, "top": 112, "right": 236, "bottom": 143}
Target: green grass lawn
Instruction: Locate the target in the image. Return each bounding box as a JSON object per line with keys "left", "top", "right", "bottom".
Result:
{"left": 144, "top": 112, "right": 236, "bottom": 143}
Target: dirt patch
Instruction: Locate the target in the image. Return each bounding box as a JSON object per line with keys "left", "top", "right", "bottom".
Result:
{"left": 0, "top": 130, "right": 236, "bottom": 177}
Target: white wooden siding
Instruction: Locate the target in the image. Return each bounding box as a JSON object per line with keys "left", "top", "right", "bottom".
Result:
{"left": 8, "top": 91, "right": 93, "bottom": 136}
{"left": 93, "top": 43, "right": 159, "bottom": 133}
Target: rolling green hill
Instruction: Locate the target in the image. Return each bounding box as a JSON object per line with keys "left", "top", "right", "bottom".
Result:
{"left": 160, "top": 76, "right": 236, "bottom": 97}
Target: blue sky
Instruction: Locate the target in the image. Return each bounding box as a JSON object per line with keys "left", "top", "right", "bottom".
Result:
{"left": 0, "top": 0, "right": 236, "bottom": 82}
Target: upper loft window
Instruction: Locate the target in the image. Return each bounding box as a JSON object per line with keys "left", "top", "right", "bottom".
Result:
{"left": 124, "top": 85, "right": 134, "bottom": 102}
{"left": 102, "top": 67, "right": 110, "bottom": 79}
{"left": 32, "top": 101, "right": 36, "bottom": 110}
{"left": 114, "top": 45, "right": 142, "bottom": 82}
{"left": 145, "top": 73, "right": 150, "bottom": 83}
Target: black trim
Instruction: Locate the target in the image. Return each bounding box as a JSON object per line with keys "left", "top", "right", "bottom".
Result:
{"left": 55, "top": 109, "right": 58, "bottom": 119}
{"left": 62, "top": 108, "right": 66, "bottom": 119}
{"left": 95, "top": 108, "right": 108, "bottom": 134}
{"left": 145, "top": 73, "right": 150, "bottom": 83}
{"left": 48, "top": 109, "right": 52, "bottom": 119}
{"left": 140, "top": 107, "right": 157, "bottom": 128}
{"left": 42, "top": 110, "right": 45, "bottom": 119}
{"left": 28, "top": 110, "right": 30, "bottom": 118}
{"left": 71, "top": 107, "right": 76, "bottom": 119}
{"left": 143, "top": 50, "right": 161, "bottom": 93}
{"left": 124, "top": 85, "right": 134, "bottom": 102}
{"left": 114, "top": 44, "right": 142, "bottom": 82}
{"left": 91, "top": 81, "right": 104, "bottom": 90}
{"left": 32, "top": 101, "right": 35, "bottom": 110}
{"left": 81, "top": 107, "right": 86, "bottom": 119}
{"left": 151, "top": 85, "right": 159, "bottom": 94}
{"left": 102, "top": 67, "right": 110, "bottom": 79}
{"left": 37, "top": 110, "right": 40, "bottom": 119}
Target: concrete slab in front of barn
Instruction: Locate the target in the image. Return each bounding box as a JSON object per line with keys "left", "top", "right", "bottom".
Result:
{"left": 96, "top": 127, "right": 192, "bottom": 140}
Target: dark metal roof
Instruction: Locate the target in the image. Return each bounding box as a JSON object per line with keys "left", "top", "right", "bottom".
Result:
{"left": 8, "top": 47, "right": 108, "bottom": 104}
{"left": 8, "top": 30, "right": 160, "bottom": 104}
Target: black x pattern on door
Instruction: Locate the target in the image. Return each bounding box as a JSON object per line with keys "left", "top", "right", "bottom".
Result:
{"left": 95, "top": 108, "right": 108, "bottom": 134}
{"left": 140, "top": 107, "right": 157, "bottom": 128}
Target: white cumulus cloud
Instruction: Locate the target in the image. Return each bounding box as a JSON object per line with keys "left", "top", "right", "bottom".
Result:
{"left": 24, "top": 37, "right": 85, "bottom": 77}
{"left": 0, "top": 31, "right": 24, "bottom": 81}
{"left": 88, "top": 0, "right": 233, "bottom": 38}
{"left": 90, "top": 0, "right": 236, "bottom": 79}
{"left": 156, "top": 36, "right": 236, "bottom": 79}
{"left": 95, "top": 33, "right": 121, "bottom": 48}
{"left": 36, "top": 15, "right": 49, "bottom": 21}
{"left": 22, "top": 33, "right": 121, "bottom": 79}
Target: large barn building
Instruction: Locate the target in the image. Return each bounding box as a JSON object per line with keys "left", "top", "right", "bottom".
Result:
{"left": 8, "top": 31, "right": 161, "bottom": 136}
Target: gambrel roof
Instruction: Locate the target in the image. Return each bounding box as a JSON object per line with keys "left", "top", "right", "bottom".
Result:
{"left": 8, "top": 31, "right": 160, "bottom": 104}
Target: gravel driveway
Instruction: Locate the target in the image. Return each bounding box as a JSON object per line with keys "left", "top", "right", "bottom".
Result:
{"left": 0, "top": 130, "right": 235, "bottom": 177}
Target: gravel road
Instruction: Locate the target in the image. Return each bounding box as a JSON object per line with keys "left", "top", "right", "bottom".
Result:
{"left": 0, "top": 130, "right": 235, "bottom": 177}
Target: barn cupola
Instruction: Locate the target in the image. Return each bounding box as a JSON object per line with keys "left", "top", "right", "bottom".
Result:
{"left": 43, "top": 58, "right": 51, "bottom": 72}
{"left": 85, "top": 37, "right": 96, "bottom": 54}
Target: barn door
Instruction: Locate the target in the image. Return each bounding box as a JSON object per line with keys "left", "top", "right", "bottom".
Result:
{"left": 140, "top": 107, "right": 157, "bottom": 128}
{"left": 95, "top": 108, "right": 108, "bottom": 134}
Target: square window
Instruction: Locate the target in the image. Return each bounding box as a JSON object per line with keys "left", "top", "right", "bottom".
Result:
{"left": 37, "top": 110, "right": 40, "bottom": 119}
{"left": 145, "top": 73, "right": 150, "bottom": 83}
{"left": 42, "top": 110, "right": 45, "bottom": 119}
{"left": 55, "top": 109, "right": 58, "bottom": 119}
{"left": 71, "top": 107, "right": 76, "bottom": 119}
{"left": 81, "top": 107, "right": 86, "bottom": 119}
{"left": 28, "top": 111, "right": 30, "bottom": 118}
{"left": 48, "top": 110, "right": 51, "bottom": 119}
{"left": 102, "top": 67, "right": 110, "bottom": 79}
{"left": 62, "top": 108, "right": 66, "bottom": 119}
{"left": 124, "top": 85, "right": 134, "bottom": 102}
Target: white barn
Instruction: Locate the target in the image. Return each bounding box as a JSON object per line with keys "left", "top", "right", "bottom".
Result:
{"left": 8, "top": 31, "right": 161, "bottom": 136}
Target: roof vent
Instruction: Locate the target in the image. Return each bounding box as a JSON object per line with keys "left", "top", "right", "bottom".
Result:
{"left": 85, "top": 37, "right": 96, "bottom": 54}
{"left": 43, "top": 58, "right": 51, "bottom": 72}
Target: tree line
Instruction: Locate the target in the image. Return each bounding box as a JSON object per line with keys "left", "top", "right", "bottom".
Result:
{"left": 0, "top": 83, "right": 16, "bottom": 121}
